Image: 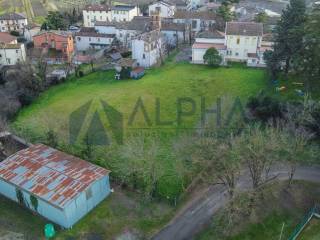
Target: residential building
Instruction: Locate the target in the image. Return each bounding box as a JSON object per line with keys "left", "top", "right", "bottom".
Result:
{"left": 132, "top": 30, "right": 164, "bottom": 67}
{"left": 192, "top": 30, "right": 226, "bottom": 64}
{"left": 0, "top": 13, "right": 28, "bottom": 33}
{"left": 0, "top": 43, "right": 26, "bottom": 66}
{"left": 161, "top": 22, "right": 190, "bottom": 46}
{"left": 225, "top": 22, "right": 263, "bottom": 62}
{"left": 75, "top": 27, "right": 115, "bottom": 51}
{"left": 33, "top": 31, "right": 74, "bottom": 62}
{"left": 0, "top": 32, "right": 26, "bottom": 65}
{"left": 83, "top": 4, "right": 111, "bottom": 27}
{"left": 148, "top": 1, "right": 176, "bottom": 18}
{"left": 111, "top": 5, "right": 140, "bottom": 22}
{"left": 0, "top": 144, "right": 111, "bottom": 228}
{"left": 173, "top": 10, "right": 216, "bottom": 37}
{"left": 192, "top": 22, "right": 269, "bottom": 67}
{"left": 95, "top": 16, "right": 153, "bottom": 49}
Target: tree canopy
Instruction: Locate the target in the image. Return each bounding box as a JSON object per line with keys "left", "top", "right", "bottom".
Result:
{"left": 203, "top": 48, "right": 222, "bottom": 67}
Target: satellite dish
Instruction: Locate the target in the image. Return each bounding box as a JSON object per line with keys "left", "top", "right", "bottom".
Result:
{"left": 115, "top": 65, "right": 122, "bottom": 73}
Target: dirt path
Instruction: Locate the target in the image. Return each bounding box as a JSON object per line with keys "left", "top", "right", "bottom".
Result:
{"left": 151, "top": 165, "right": 320, "bottom": 240}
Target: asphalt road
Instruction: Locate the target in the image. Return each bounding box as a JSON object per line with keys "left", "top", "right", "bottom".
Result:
{"left": 152, "top": 165, "right": 320, "bottom": 240}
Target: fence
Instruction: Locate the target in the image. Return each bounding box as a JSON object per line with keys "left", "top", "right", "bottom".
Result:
{"left": 287, "top": 204, "right": 320, "bottom": 240}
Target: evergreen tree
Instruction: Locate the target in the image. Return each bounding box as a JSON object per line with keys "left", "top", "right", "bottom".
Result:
{"left": 298, "top": 6, "right": 320, "bottom": 84}
{"left": 273, "top": 0, "right": 306, "bottom": 74}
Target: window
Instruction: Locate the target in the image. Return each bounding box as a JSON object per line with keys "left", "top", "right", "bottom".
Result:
{"left": 86, "top": 188, "right": 93, "bottom": 200}
{"left": 192, "top": 20, "right": 197, "bottom": 29}
{"left": 89, "top": 37, "right": 91, "bottom": 41}
{"left": 0, "top": 54, "right": 2, "bottom": 58}
{"left": 237, "top": 38, "right": 240, "bottom": 44}
{"left": 235, "top": 52, "right": 239, "bottom": 56}
{"left": 143, "top": 53, "right": 145, "bottom": 59}
{"left": 77, "top": 37, "right": 81, "bottom": 41}
{"left": 16, "top": 50, "right": 18, "bottom": 53}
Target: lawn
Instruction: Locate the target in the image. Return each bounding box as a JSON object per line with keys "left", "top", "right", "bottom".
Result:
{"left": 12, "top": 61, "right": 269, "bottom": 199}
{"left": 13, "top": 62, "right": 269, "bottom": 142}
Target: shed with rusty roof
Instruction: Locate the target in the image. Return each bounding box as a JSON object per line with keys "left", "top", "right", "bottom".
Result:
{"left": 0, "top": 144, "right": 111, "bottom": 228}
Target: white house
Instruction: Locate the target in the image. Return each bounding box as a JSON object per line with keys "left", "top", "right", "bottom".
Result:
{"left": 0, "top": 13, "right": 28, "bottom": 33}
{"left": 0, "top": 32, "right": 26, "bottom": 65}
{"left": 95, "top": 16, "right": 153, "bottom": 49}
{"left": 111, "top": 5, "right": 140, "bottom": 22}
{"left": 75, "top": 28, "right": 115, "bottom": 51}
{"left": 192, "top": 30, "right": 226, "bottom": 64}
{"left": 192, "top": 22, "right": 269, "bottom": 67}
{"left": 148, "top": 1, "right": 176, "bottom": 18}
{"left": 132, "top": 30, "right": 164, "bottom": 67}
{"left": 0, "top": 43, "right": 26, "bottom": 66}
{"left": 173, "top": 10, "right": 216, "bottom": 37}
{"left": 83, "top": 4, "right": 111, "bottom": 27}
{"left": 161, "top": 22, "right": 189, "bottom": 46}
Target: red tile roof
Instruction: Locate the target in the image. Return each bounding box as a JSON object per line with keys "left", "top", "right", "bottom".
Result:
{"left": 0, "top": 144, "right": 110, "bottom": 209}
{"left": 0, "top": 32, "right": 17, "bottom": 44}
{"left": 192, "top": 42, "right": 226, "bottom": 50}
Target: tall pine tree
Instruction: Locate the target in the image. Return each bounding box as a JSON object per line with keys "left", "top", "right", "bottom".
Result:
{"left": 273, "top": 0, "right": 306, "bottom": 74}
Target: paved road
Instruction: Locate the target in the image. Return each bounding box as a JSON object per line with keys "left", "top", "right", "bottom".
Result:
{"left": 152, "top": 165, "right": 320, "bottom": 240}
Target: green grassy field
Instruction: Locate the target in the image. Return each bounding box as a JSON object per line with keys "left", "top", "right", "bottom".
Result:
{"left": 13, "top": 62, "right": 269, "bottom": 198}
{"left": 13, "top": 62, "right": 269, "bottom": 142}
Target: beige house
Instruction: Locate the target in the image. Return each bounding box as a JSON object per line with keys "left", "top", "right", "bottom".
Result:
{"left": 111, "top": 5, "right": 140, "bottom": 22}
{"left": 192, "top": 22, "right": 270, "bottom": 67}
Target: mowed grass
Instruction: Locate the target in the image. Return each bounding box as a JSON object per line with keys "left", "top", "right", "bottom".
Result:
{"left": 13, "top": 62, "right": 269, "bottom": 142}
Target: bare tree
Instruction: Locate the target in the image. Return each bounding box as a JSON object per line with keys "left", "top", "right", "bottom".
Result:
{"left": 195, "top": 134, "right": 241, "bottom": 198}
{"left": 236, "top": 125, "right": 282, "bottom": 189}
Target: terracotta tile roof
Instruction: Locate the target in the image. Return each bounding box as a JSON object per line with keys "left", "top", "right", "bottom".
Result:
{"left": 84, "top": 4, "right": 110, "bottom": 11}
{"left": 0, "top": 144, "right": 110, "bottom": 209}
{"left": 192, "top": 42, "right": 226, "bottom": 50}
{"left": 34, "top": 30, "right": 72, "bottom": 38}
{"left": 226, "top": 22, "right": 263, "bottom": 36}
{"left": 132, "top": 67, "right": 144, "bottom": 73}
{"left": 0, "top": 32, "right": 17, "bottom": 44}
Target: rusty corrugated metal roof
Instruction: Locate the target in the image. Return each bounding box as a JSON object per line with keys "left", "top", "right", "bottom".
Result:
{"left": 0, "top": 144, "right": 110, "bottom": 209}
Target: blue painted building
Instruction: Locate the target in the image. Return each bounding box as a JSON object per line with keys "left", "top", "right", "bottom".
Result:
{"left": 0, "top": 144, "right": 111, "bottom": 228}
